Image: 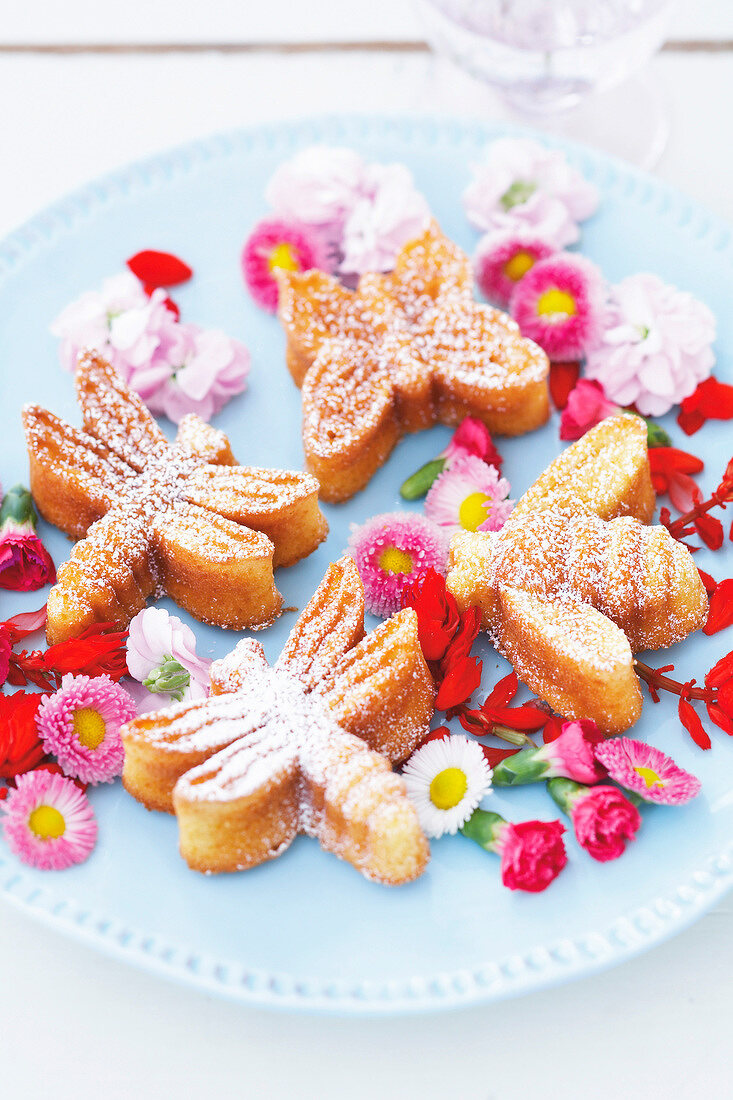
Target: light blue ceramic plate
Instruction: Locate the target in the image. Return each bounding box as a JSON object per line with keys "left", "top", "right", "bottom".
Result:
{"left": 1, "top": 116, "right": 732, "bottom": 1015}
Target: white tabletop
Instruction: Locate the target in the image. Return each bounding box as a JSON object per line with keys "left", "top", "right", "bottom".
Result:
{"left": 2, "top": 4, "right": 732, "bottom": 1097}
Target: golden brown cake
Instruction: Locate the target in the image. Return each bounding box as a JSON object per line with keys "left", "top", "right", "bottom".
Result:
{"left": 23, "top": 354, "right": 328, "bottom": 643}
{"left": 447, "top": 415, "right": 708, "bottom": 734}
{"left": 276, "top": 222, "right": 551, "bottom": 502}
{"left": 121, "top": 557, "right": 435, "bottom": 885}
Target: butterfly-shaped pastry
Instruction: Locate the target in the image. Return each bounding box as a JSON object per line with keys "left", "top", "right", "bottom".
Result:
{"left": 121, "top": 557, "right": 435, "bottom": 885}
{"left": 277, "top": 222, "right": 550, "bottom": 502}
{"left": 446, "top": 415, "right": 708, "bottom": 733}
{"left": 23, "top": 354, "right": 327, "bottom": 643}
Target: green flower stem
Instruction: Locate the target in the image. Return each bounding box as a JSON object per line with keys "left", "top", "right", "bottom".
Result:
{"left": 491, "top": 723, "right": 536, "bottom": 747}
{"left": 0, "top": 484, "right": 37, "bottom": 531}
{"left": 547, "top": 776, "right": 585, "bottom": 816}
{"left": 460, "top": 808, "right": 507, "bottom": 853}
{"left": 399, "top": 458, "right": 447, "bottom": 500}
{"left": 492, "top": 744, "right": 552, "bottom": 786}
{"left": 143, "top": 655, "right": 191, "bottom": 701}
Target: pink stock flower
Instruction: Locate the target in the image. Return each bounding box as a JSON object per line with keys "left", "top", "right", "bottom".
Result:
{"left": 425, "top": 454, "right": 513, "bottom": 536}
{"left": 570, "top": 785, "right": 642, "bottom": 862}
{"left": 51, "top": 273, "right": 186, "bottom": 395}
{"left": 585, "top": 273, "right": 716, "bottom": 416}
{"left": 36, "top": 673, "right": 136, "bottom": 785}
{"left": 265, "top": 145, "right": 365, "bottom": 233}
{"left": 559, "top": 379, "right": 622, "bottom": 441}
{"left": 463, "top": 138, "right": 599, "bottom": 249}
{"left": 338, "top": 163, "right": 430, "bottom": 276}
{"left": 510, "top": 253, "right": 605, "bottom": 360}
{"left": 593, "top": 738, "right": 701, "bottom": 805}
{"left": 442, "top": 417, "right": 504, "bottom": 472}
{"left": 241, "top": 216, "right": 331, "bottom": 312}
{"left": 145, "top": 324, "right": 250, "bottom": 423}
{"left": 125, "top": 606, "right": 212, "bottom": 713}
{"left": 347, "top": 512, "right": 447, "bottom": 619}
{"left": 496, "top": 819, "right": 568, "bottom": 893}
{"left": 1, "top": 770, "right": 97, "bottom": 870}
{"left": 474, "top": 229, "right": 556, "bottom": 308}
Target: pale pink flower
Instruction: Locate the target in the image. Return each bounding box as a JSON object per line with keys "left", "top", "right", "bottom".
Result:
{"left": 585, "top": 273, "right": 716, "bottom": 416}
{"left": 425, "top": 454, "right": 513, "bottom": 536}
{"left": 126, "top": 606, "right": 212, "bottom": 714}
{"left": 463, "top": 138, "right": 599, "bottom": 249}
{"left": 559, "top": 379, "right": 622, "bottom": 441}
{"left": 146, "top": 324, "right": 250, "bottom": 423}
{"left": 339, "top": 163, "right": 430, "bottom": 276}
{"left": 265, "top": 145, "right": 365, "bottom": 231}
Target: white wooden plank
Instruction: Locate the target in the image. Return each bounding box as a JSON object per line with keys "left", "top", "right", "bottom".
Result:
{"left": 0, "top": 50, "right": 731, "bottom": 238}
{"left": 2, "top": 0, "right": 733, "bottom": 46}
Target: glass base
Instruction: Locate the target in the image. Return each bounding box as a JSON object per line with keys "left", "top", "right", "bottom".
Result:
{"left": 432, "top": 62, "right": 670, "bottom": 170}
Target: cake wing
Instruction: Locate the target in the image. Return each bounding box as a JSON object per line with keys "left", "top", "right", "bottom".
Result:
{"left": 75, "top": 353, "right": 167, "bottom": 469}
{"left": 496, "top": 586, "right": 643, "bottom": 734}
{"left": 182, "top": 464, "right": 328, "bottom": 568}
{"left": 22, "top": 404, "right": 128, "bottom": 539}
{"left": 510, "top": 414, "right": 655, "bottom": 523}
{"left": 276, "top": 556, "right": 365, "bottom": 690}
{"left": 317, "top": 608, "right": 435, "bottom": 764}
{"left": 174, "top": 413, "right": 236, "bottom": 465}
{"left": 301, "top": 339, "right": 400, "bottom": 502}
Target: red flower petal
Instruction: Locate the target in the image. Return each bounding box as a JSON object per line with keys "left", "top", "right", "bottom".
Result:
{"left": 482, "top": 745, "right": 522, "bottom": 767}
{"left": 703, "top": 578, "right": 733, "bottom": 635}
{"left": 707, "top": 702, "right": 733, "bottom": 736}
{"left": 695, "top": 512, "right": 724, "bottom": 550}
{"left": 483, "top": 671, "right": 519, "bottom": 711}
{"left": 435, "top": 655, "right": 482, "bottom": 710}
{"left": 705, "top": 649, "right": 733, "bottom": 690}
{"left": 698, "top": 567, "right": 718, "bottom": 596}
{"left": 678, "top": 696, "right": 711, "bottom": 749}
{"left": 2, "top": 605, "right": 47, "bottom": 644}
{"left": 548, "top": 361, "right": 581, "bottom": 410}
{"left": 127, "top": 249, "right": 193, "bottom": 288}
{"left": 542, "top": 714, "right": 565, "bottom": 743}
{"left": 677, "top": 377, "right": 733, "bottom": 436}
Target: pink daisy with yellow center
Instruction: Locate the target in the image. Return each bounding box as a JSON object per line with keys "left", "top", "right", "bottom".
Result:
{"left": 474, "top": 229, "right": 556, "bottom": 308}
{"left": 1, "top": 770, "right": 97, "bottom": 870}
{"left": 510, "top": 253, "right": 605, "bottom": 360}
{"left": 241, "top": 216, "right": 331, "bottom": 312}
{"left": 347, "top": 512, "right": 447, "bottom": 618}
{"left": 37, "top": 673, "right": 136, "bottom": 785}
{"left": 424, "top": 454, "right": 513, "bottom": 536}
{"left": 593, "top": 738, "right": 701, "bottom": 806}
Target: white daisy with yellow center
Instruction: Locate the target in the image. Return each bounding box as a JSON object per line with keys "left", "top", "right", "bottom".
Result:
{"left": 402, "top": 734, "right": 493, "bottom": 838}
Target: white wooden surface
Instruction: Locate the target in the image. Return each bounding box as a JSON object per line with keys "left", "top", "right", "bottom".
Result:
{"left": 1, "top": 5, "right": 732, "bottom": 1098}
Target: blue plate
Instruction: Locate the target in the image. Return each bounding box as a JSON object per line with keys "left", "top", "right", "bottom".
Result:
{"left": 1, "top": 116, "right": 732, "bottom": 1014}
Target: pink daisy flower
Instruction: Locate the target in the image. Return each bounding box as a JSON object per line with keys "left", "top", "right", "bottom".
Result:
{"left": 474, "top": 229, "right": 556, "bottom": 308}
{"left": 347, "top": 512, "right": 447, "bottom": 618}
{"left": 593, "top": 738, "right": 701, "bottom": 805}
{"left": 241, "top": 216, "right": 331, "bottom": 312}
{"left": 37, "top": 673, "right": 136, "bottom": 785}
{"left": 1, "top": 770, "right": 97, "bottom": 870}
{"left": 425, "top": 454, "right": 513, "bottom": 536}
{"left": 510, "top": 254, "right": 605, "bottom": 361}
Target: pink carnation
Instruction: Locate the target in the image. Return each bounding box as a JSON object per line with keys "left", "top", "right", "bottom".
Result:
{"left": 585, "top": 273, "right": 716, "bottom": 416}
{"left": 559, "top": 379, "right": 622, "bottom": 441}
{"left": 540, "top": 719, "right": 607, "bottom": 784}
{"left": 571, "top": 785, "right": 642, "bottom": 862}
{"left": 474, "top": 229, "right": 556, "bottom": 308}
{"left": 510, "top": 254, "right": 605, "bottom": 361}
{"left": 495, "top": 818, "right": 568, "bottom": 893}
{"left": 463, "top": 138, "right": 599, "bottom": 249}
{"left": 442, "top": 417, "right": 504, "bottom": 471}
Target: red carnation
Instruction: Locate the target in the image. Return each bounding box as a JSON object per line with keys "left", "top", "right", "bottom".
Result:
{"left": 497, "top": 819, "right": 568, "bottom": 892}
